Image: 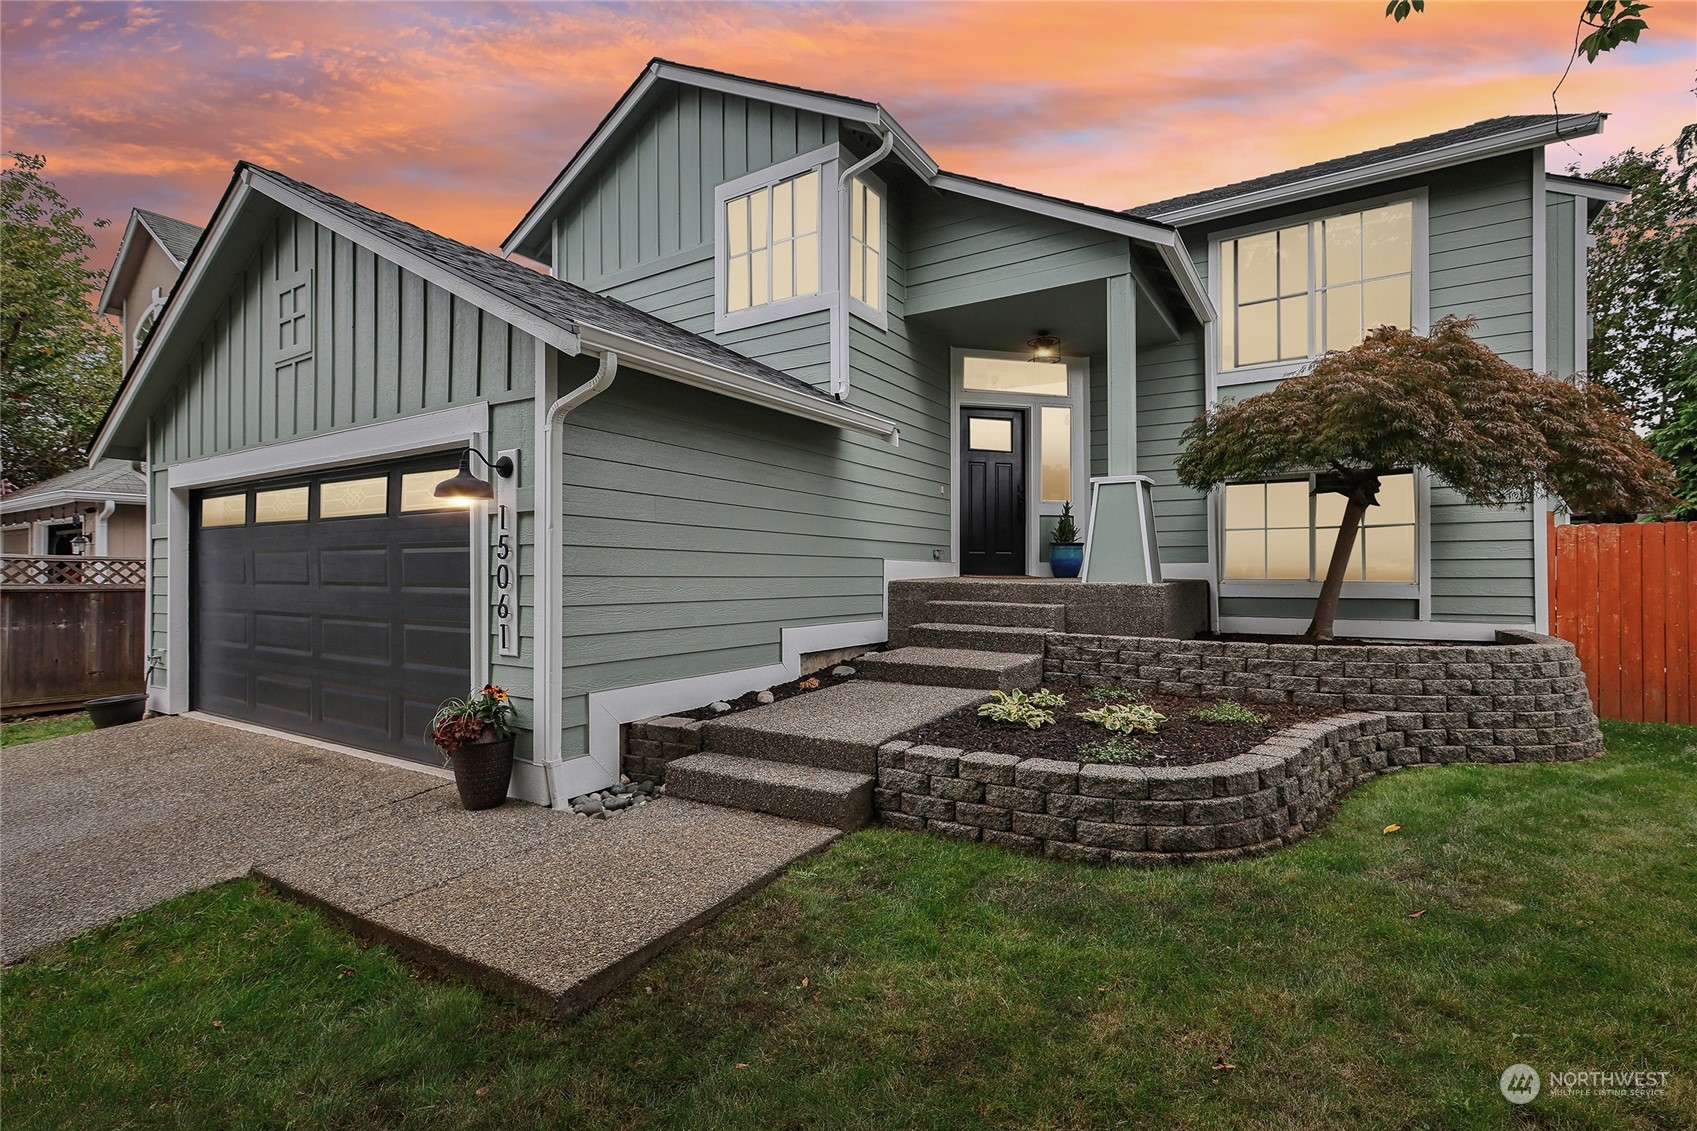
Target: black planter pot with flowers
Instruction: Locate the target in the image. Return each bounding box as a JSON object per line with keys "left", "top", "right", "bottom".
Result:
{"left": 428, "top": 684, "right": 518, "bottom": 810}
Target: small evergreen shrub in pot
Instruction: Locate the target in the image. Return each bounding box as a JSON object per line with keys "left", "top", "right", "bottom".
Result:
{"left": 1049, "top": 501, "right": 1083, "bottom": 578}
{"left": 429, "top": 684, "right": 518, "bottom": 810}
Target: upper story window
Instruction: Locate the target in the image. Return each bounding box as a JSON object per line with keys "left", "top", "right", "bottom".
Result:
{"left": 1220, "top": 200, "right": 1414, "bottom": 372}
{"left": 848, "top": 174, "right": 885, "bottom": 315}
{"left": 133, "top": 287, "right": 165, "bottom": 358}
{"left": 724, "top": 168, "right": 821, "bottom": 315}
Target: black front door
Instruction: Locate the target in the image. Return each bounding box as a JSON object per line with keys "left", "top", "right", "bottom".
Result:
{"left": 960, "top": 407, "right": 1026, "bottom": 575}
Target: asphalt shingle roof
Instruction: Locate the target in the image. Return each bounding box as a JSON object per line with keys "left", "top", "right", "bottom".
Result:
{"left": 135, "top": 209, "right": 204, "bottom": 264}
{"left": 1, "top": 460, "right": 145, "bottom": 507}
{"left": 1130, "top": 114, "right": 1601, "bottom": 220}
{"left": 249, "top": 165, "right": 834, "bottom": 404}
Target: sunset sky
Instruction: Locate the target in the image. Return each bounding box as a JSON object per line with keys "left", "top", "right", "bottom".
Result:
{"left": 3, "top": 1, "right": 1693, "bottom": 274}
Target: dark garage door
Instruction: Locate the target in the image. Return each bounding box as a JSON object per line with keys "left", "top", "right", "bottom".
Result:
{"left": 192, "top": 458, "right": 471, "bottom": 763}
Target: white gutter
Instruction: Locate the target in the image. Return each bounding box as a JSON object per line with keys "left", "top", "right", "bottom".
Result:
{"left": 533, "top": 346, "right": 620, "bottom": 807}
{"left": 576, "top": 325, "right": 901, "bottom": 445}
{"left": 832, "top": 129, "right": 896, "bottom": 397}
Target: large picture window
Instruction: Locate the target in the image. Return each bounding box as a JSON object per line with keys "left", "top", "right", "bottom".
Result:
{"left": 723, "top": 168, "right": 821, "bottom": 316}
{"left": 1220, "top": 200, "right": 1413, "bottom": 371}
{"left": 1224, "top": 471, "right": 1416, "bottom": 583}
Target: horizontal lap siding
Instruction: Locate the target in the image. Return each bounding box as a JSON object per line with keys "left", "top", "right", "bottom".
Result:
{"left": 1138, "top": 327, "right": 1208, "bottom": 565}
{"left": 557, "top": 368, "right": 901, "bottom": 759}
{"left": 905, "top": 194, "right": 1129, "bottom": 313}
{"left": 849, "top": 181, "right": 951, "bottom": 560}
{"left": 1428, "top": 156, "right": 1537, "bottom": 623}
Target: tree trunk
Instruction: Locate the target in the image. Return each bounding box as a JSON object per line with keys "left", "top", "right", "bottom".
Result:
{"left": 1306, "top": 486, "right": 1374, "bottom": 641}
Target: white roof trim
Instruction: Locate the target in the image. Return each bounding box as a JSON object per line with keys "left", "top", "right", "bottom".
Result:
{"left": 1545, "top": 173, "right": 1630, "bottom": 203}
{"left": 575, "top": 324, "right": 901, "bottom": 445}
{"left": 1146, "top": 113, "right": 1608, "bottom": 226}
{"left": 0, "top": 488, "right": 146, "bottom": 517}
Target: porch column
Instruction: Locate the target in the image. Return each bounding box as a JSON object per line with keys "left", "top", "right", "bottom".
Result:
{"left": 1106, "top": 274, "right": 1137, "bottom": 475}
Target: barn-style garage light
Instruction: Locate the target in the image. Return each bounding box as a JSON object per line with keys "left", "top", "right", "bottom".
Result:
{"left": 434, "top": 449, "right": 515, "bottom": 503}
{"left": 1027, "top": 330, "right": 1063, "bottom": 363}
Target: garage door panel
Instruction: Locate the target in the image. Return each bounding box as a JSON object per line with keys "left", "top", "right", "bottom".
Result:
{"left": 193, "top": 458, "right": 470, "bottom": 764}
{"left": 321, "top": 617, "right": 392, "bottom": 662}
{"left": 322, "top": 686, "right": 392, "bottom": 736}
{"left": 254, "top": 674, "right": 313, "bottom": 719}
{"left": 403, "top": 623, "right": 471, "bottom": 671}
{"left": 320, "top": 547, "right": 391, "bottom": 587}
{"left": 253, "top": 612, "right": 313, "bottom": 654}
{"left": 400, "top": 545, "right": 471, "bottom": 590}
{"left": 254, "top": 549, "right": 310, "bottom": 584}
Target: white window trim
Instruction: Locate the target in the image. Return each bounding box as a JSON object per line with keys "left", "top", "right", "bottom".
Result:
{"left": 1208, "top": 187, "right": 1430, "bottom": 389}
{"left": 846, "top": 166, "right": 889, "bottom": 331}
{"left": 713, "top": 144, "right": 841, "bottom": 334}
{"left": 947, "top": 348, "right": 1090, "bottom": 578}
{"left": 1215, "top": 469, "right": 1431, "bottom": 602}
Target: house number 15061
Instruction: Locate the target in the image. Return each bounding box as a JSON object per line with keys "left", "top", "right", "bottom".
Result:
{"left": 494, "top": 449, "right": 520, "bottom": 658}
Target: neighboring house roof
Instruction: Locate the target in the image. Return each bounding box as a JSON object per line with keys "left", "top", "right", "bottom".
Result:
{"left": 96, "top": 207, "right": 204, "bottom": 317}
{"left": 0, "top": 460, "right": 146, "bottom": 518}
{"left": 1131, "top": 113, "right": 1608, "bottom": 227}
{"left": 91, "top": 162, "right": 902, "bottom": 462}
{"left": 135, "top": 209, "right": 204, "bottom": 265}
{"left": 501, "top": 58, "right": 1215, "bottom": 324}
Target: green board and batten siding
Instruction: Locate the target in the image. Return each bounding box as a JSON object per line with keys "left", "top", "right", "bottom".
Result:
{"left": 142, "top": 209, "right": 540, "bottom": 747}
{"left": 1170, "top": 153, "right": 1544, "bottom": 625}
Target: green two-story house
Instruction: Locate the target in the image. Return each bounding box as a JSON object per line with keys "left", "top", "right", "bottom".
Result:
{"left": 90, "top": 59, "right": 1623, "bottom": 805}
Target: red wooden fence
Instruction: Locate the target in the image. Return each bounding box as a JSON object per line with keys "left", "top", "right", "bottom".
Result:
{"left": 1549, "top": 520, "right": 1696, "bottom": 724}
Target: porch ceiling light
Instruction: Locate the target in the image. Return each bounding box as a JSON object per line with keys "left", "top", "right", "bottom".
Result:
{"left": 1027, "top": 330, "right": 1063, "bottom": 363}
{"left": 434, "top": 449, "right": 514, "bottom": 503}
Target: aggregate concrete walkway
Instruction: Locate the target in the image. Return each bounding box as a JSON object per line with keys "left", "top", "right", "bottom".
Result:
{"left": 1, "top": 717, "right": 838, "bottom": 1016}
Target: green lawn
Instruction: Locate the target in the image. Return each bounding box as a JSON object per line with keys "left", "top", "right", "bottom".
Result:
{"left": 4, "top": 721, "right": 1695, "bottom": 1130}
{"left": 0, "top": 712, "right": 93, "bottom": 747}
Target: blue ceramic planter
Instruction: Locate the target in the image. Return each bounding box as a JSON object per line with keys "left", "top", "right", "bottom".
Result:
{"left": 1050, "top": 542, "right": 1084, "bottom": 578}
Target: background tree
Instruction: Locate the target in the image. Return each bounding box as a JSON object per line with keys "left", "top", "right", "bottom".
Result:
{"left": 2, "top": 152, "right": 122, "bottom": 491}
{"left": 1584, "top": 127, "right": 1697, "bottom": 518}
{"left": 1177, "top": 317, "right": 1679, "bottom": 641}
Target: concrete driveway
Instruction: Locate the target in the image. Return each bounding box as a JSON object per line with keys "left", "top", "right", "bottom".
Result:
{"left": 1, "top": 717, "right": 838, "bottom": 1015}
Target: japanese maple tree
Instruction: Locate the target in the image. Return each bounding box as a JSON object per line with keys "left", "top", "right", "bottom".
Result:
{"left": 1176, "top": 317, "right": 1680, "bottom": 640}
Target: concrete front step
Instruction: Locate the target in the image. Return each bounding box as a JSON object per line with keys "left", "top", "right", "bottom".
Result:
{"left": 702, "top": 681, "right": 989, "bottom": 774}
{"left": 924, "top": 599, "right": 1067, "bottom": 630}
{"left": 907, "top": 622, "right": 1053, "bottom": 653}
{"left": 665, "top": 753, "right": 873, "bottom": 832}
{"left": 857, "top": 646, "right": 1043, "bottom": 692}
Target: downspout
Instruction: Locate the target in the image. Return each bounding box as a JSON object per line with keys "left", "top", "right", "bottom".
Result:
{"left": 94, "top": 500, "right": 116, "bottom": 557}
{"left": 534, "top": 345, "right": 618, "bottom": 808}
{"left": 830, "top": 128, "right": 896, "bottom": 398}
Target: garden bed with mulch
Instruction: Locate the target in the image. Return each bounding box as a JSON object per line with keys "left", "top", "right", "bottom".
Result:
{"left": 895, "top": 685, "right": 1333, "bottom": 768}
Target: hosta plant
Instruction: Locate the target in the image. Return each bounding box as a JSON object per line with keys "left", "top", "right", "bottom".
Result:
{"left": 978, "top": 689, "right": 1064, "bottom": 729}
{"left": 1077, "top": 703, "right": 1166, "bottom": 734}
